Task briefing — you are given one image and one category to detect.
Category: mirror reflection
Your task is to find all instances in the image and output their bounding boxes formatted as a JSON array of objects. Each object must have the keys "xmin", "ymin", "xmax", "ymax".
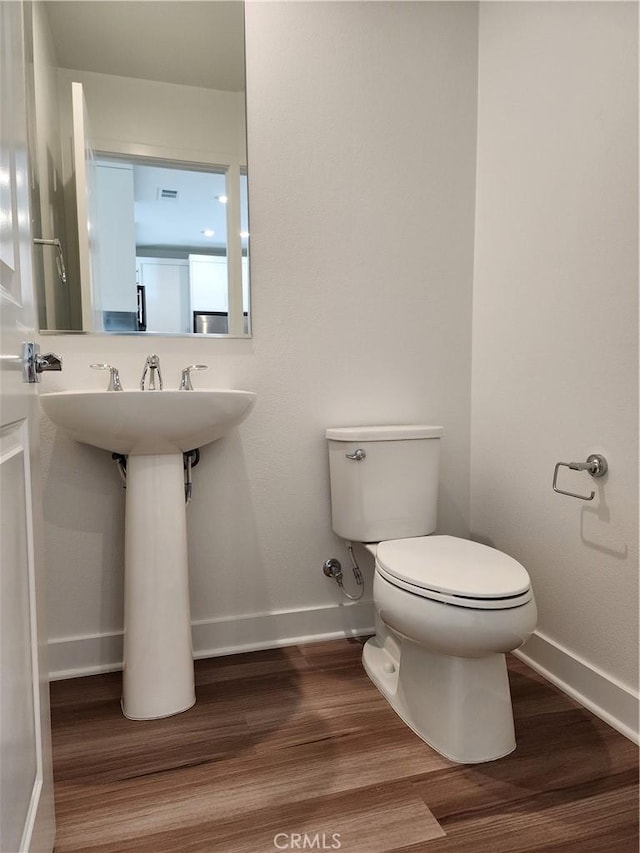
[{"xmin": 28, "ymin": 1, "xmax": 250, "ymax": 337}]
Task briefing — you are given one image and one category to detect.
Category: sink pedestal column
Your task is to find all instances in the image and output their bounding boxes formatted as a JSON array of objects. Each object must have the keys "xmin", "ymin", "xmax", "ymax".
[{"xmin": 122, "ymin": 452, "xmax": 195, "ymax": 719}]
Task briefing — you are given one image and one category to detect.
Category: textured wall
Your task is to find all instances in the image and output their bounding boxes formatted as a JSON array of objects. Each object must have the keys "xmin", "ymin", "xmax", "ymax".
[
  {"xmin": 471, "ymin": 2, "xmax": 639, "ymax": 694},
  {"xmin": 39, "ymin": 1, "xmax": 479, "ymax": 668}
]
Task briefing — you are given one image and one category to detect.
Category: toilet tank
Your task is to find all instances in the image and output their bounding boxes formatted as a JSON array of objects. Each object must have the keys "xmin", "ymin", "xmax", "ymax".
[{"xmin": 326, "ymin": 425, "xmax": 444, "ymax": 542}]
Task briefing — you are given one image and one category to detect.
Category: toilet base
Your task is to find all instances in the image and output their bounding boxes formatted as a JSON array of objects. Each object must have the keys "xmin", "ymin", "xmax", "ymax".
[{"xmin": 363, "ymin": 635, "xmax": 516, "ymax": 763}]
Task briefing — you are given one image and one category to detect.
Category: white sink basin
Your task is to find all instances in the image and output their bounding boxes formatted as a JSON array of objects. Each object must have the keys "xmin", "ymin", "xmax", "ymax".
[{"xmin": 39, "ymin": 389, "xmax": 256, "ymax": 455}]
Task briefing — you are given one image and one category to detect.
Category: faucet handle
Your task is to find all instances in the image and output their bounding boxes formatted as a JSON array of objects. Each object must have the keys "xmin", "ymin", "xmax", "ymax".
[
  {"xmin": 179, "ymin": 364, "xmax": 208, "ymax": 390},
  {"xmin": 91, "ymin": 363, "xmax": 123, "ymax": 391}
]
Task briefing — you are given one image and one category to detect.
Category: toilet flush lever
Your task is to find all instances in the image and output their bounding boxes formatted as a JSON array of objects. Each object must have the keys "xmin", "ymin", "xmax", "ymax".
[{"xmin": 345, "ymin": 448, "xmax": 366, "ymax": 461}]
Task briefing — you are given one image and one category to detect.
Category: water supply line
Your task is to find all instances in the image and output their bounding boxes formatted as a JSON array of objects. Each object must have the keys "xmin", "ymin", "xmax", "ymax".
[
  {"xmin": 112, "ymin": 453, "xmax": 127, "ymax": 487},
  {"xmin": 183, "ymin": 449, "xmax": 200, "ymax": 505},
  {"xmin": 112, "ymin": 449, "xmax": 200, "ymax": 505},
  {"xmin": 322, "ymin": 542, "xmax": 365, "ymax": 601}
]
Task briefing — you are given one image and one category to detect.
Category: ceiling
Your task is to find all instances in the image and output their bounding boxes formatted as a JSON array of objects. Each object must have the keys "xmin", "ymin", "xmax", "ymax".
[
  {"xmin": 97, "ymin": 159, "xmax": 249, "ymax": 253},
  {"xmin": 134, "ymin": 162, "xmax": 249, "ymax": 252},
  {"xmin": 44, "ymin": 1, "xmax": 245, "ymax": 91}
]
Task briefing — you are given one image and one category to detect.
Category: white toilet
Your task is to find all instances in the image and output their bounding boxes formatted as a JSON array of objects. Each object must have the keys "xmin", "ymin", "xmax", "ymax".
[{"xmin": 326, "ymin": 425, "xmax": 537, "ymax": 763}]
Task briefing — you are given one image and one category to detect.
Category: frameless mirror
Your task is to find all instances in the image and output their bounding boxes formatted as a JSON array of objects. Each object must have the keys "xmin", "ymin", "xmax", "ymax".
[{"xmin": 27, "ymin": 0, "xmax": 250, "ymax": 337}]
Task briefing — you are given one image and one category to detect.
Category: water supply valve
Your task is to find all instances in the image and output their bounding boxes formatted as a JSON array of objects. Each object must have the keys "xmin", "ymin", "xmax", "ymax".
[{"xmin": 323, "ymin": 558, "xmax": 343, "ymax": 583}]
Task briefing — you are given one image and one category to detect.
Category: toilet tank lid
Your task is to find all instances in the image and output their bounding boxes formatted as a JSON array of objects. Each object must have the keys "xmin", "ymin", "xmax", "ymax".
[{"xmin": 325, "ymin": 425, "xmax": 444, "ymax": 441}]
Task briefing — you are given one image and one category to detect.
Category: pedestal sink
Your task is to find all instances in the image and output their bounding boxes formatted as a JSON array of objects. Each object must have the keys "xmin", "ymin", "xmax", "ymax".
[{"xmin": 40, "ymin": 389, "xmax": 256, "ymax": 720}]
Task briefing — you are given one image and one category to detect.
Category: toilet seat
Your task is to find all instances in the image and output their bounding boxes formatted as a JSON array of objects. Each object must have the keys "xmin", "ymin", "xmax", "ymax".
[{"xmin": 375, "ymin": 535, "xmax": 533, "ymax": 610}]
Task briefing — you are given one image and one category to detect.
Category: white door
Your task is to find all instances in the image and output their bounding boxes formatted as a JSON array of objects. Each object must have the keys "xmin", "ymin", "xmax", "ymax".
[
  {"xmin": 0, "ymin": 3, "xmax": 55, "ymax": 851},
  {"xmin": 94, "ymin": 161, "xmax": 137, "ymax": 316}
]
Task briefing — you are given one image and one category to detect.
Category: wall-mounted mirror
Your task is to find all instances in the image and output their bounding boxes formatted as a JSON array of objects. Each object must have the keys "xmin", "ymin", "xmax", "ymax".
[{"xmin": 26, "ymin": 0, "xmax": 250, "ymax": 337}]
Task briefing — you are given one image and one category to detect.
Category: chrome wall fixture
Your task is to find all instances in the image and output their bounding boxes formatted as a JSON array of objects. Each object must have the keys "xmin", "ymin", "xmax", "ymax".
[
  {"xmin": 23, "ymin": 342, "xmax": 62, "ymax": 383},
  {"xmin": 553, "ymin": 454, "xmax": 608, "ymax": 501},
  {"xmin": 33, "ymin": 237, "xmax": 67, "ymax": 285},
  {"xmin": 322, "ymin": 543, "xmax": 365, "ymax": 601}
]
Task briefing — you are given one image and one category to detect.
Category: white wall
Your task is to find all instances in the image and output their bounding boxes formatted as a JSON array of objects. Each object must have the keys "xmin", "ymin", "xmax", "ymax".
[
  {"xmin": 55, "ymin": 67, "xmax": 247, "ymax": 167},
  {"xmin": 471, "ymin": 2, "xmax": 638, "ymax": 738},
  {"xmin": 39, "ymin": 1, "xmax": 479, "ymax": 677}
]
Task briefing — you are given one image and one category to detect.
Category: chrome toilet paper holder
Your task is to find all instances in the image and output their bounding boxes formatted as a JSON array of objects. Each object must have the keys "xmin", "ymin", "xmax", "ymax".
[{"xmin": 552, "ymin": 454, "xmax": 608, "ymax": 501}]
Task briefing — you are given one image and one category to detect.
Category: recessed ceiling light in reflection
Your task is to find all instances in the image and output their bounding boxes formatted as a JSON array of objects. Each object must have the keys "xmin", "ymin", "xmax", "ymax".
[
  {"xmin": 201, "ymin": 229, "xmax": 215, "ymax": 238},
  {"xmin": 216, "ymin": 195, "xmax": 228, "ymax": 204},
  {"xmin": 240, "ymin": 231, "xmax": 249, "ymax": 239}
]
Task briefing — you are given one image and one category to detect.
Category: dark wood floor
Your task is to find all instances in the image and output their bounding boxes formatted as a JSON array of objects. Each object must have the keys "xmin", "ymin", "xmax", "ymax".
[{"xmin": 50, "ymin": 639, "xmax": 639, "ymax": 853}]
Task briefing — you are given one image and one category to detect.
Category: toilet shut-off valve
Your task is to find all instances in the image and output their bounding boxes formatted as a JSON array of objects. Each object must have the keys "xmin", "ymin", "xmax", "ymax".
[
  {"xmin": 322, "ymin": 544, "xmax": 365, "ymax": 601},
  {"xmin": 323, "ymin": 558, "xmax": 344, "ymax": 583}
]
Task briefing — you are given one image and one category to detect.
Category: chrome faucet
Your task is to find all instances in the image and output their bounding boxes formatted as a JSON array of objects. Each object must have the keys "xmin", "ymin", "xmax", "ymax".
[
  {"xmin": 179, "ymin": 364, "xmax": 208, "ymax": 390},
  {"xmin": 91, "ymin": 363, "xmax": 123, "ymax": 391},
  {"xmin": 140, "ymin": 354, "xmax": 163, "ymax": 390}
]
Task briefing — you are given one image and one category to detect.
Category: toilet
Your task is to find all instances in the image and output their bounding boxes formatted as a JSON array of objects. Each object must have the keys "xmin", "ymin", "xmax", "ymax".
[{"xmin": 326, "ymin": 425, "xmax": 537, "ymax": 763}]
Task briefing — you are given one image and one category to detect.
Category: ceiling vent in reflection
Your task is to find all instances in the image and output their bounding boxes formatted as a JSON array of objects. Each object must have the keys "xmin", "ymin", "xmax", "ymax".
[{"xmin": 157, "ymin": 188, "xmax": 179, "ymax": 201}]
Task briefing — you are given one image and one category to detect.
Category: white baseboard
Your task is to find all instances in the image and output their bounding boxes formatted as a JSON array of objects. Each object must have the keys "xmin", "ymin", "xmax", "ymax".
[
  {"xmin": 48, "ymin": 630, "xmax": 124, "ymax": 680},
  {"xmin": 48, "ymin": 601, "xmax": 376, "ymax": 681},
  {"xmin": 49, "ymin": 611, "xmax": 638, "ymax": 747},
  {"xmin": 514, "ymin": 630, "xmax": 639, "ymax": 745}
]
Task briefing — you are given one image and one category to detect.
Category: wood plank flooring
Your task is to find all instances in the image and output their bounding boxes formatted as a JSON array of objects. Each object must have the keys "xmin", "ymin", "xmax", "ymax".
[{"xmin": 50, "ymin": 639, "xmax": 639, "ymax": 853}]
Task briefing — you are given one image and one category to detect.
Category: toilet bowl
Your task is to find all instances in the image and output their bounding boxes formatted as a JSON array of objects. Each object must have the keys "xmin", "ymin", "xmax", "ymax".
[
  {"xmin": 364, "ymin": 536, "xmax": 537, "ymax": 762},
  {"xmin": 326, "ymin": 425, "xmax": 537, "ymax": 763}
]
